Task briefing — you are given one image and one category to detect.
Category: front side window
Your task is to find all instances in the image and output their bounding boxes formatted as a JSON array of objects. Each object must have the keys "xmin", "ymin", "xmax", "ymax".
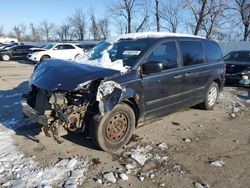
[
  {"xmin": 146, "ymin": 42, "xmax": 178, "ymax": 70},
  {"xmin": 180, "ymin": 41, "xmax": 204, "ymax": 66}
]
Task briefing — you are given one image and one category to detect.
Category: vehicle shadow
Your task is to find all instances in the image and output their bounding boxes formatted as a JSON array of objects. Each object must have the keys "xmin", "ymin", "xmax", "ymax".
[
  {"xmin": 0, "ymin": 81, "xmax": 98, "ymax": 150},
  {"xmin": 16, "ymin": 60, "xmax": 35, "ymax": 65},
  {"xmin": 236, "ymin": 87, "xmax": 250, "ymax": 100}
]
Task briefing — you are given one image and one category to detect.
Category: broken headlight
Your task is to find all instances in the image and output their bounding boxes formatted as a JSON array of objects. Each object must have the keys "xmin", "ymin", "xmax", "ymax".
[
  {"xmin": 74, "ymin": 80, "xmax": 92, "ymax": 91},
  {"xmin": 96, "ymin": 81, "xmax": 122, "ymax": 101}
]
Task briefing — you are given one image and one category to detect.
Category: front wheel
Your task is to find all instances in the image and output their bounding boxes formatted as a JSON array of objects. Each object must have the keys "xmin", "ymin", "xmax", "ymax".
[
  {"xmin": 90, "ymin": 103, "xmax": 135, "ymax": 152},
  {"xmin": 2, "ymin": 54, "xmax": 11, "ymax": 61},
  {"xmin": 200, "ymin": 82, "xmax": 219, "ymax": 110},
  {"xmin": 40, "ymin": 55, "xmax": 50, "ymax": 62}
]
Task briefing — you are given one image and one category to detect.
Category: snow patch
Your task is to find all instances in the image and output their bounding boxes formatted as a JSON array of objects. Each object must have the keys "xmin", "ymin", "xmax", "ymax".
[
  {"xmin": 106, "ymin": 32, "xmax": 204, "ymax": 44},
  {"xmin": 0, "ymin": 126, "xmax": 89, "ymax": 187},
  {"xmin": 76, "ymin": 48, "xmax": 128, "ymax": 73}
]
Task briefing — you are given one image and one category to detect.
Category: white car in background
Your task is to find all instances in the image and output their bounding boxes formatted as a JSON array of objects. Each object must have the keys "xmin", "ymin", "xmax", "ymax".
[{"xmin": 28, "ymin": 43, "xmax": 84, "ymax": 62}]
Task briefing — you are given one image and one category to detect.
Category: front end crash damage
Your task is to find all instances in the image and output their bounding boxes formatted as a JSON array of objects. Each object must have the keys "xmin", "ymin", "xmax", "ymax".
[
  {"xmin": 23, "ymin": 80, "xmax": 125, "ymax": 143},
  {"xmin": 96, "ymin": 81, "xmax": 125, "ymax": 115}
]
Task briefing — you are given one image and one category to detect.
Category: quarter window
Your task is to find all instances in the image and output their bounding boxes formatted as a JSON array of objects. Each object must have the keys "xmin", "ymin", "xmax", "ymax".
[
  {"xmin": 179, "ymin": 41, "xmax": 204, "ymax": 66},
  {"xmin": 204, "ymin": 41, "xmax": 223, "ymax": 63},
  {"xmin": 147, "ymin": 42, "xmax": 178, "ymax": 70}
]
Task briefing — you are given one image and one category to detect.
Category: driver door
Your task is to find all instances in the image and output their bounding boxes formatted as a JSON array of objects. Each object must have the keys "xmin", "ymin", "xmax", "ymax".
[{"xmin": 141, "ymin": 41, "xmax": 187, "ymax": 119}]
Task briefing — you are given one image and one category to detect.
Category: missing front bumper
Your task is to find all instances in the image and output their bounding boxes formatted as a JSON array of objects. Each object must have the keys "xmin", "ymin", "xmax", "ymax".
[{"xmin": 21, "ymin": 99, "xmax": 48, "ymax": 125}]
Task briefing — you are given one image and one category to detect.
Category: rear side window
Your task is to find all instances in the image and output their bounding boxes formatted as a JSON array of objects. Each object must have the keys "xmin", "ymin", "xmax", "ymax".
[
  {"xmin": 204, "ymin": 41, "xmax": 223, "ymax": 63},
  {"xmin": 62, "ymin": 44, "xmax": 75, "ymax": 49},
  {"xmin": 147, "ymin": 42, "xmax": 178, "ymax": 70},
  {"xmin": 56, "ymin": 44, "xmax": 75, "ymax": 50},
  {"xmin": 179, "ymin": 41, "xmax": 204, "ymax": 66}
]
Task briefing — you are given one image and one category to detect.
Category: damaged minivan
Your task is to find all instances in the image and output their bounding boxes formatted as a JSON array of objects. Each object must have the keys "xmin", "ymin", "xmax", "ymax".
[{"xmin": 22, "ymin": 32, "xmax": 225, "ymax": 152}]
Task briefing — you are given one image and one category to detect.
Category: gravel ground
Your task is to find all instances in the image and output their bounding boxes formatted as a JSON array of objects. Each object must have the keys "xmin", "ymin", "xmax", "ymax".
[{"xmin": 0, "ymin": 60, "xmax": 250, "ymax": 188}]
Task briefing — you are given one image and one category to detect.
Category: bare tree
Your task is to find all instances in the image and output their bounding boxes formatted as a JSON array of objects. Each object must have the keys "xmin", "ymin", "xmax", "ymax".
[
  {"xmin": 109, "ymin": 0, "xmax": 150, "ymax": 33},
  {"xmin": 0, "ymin": 25, "xmax": 4, "ymax": 36},
  {"xmin": 155, "ymin": 0, "xmax": 160, "ymax": 32},
  {"xmin": 30, "ymin": 23, "xmax": 40, "ymax": 41},
  {"xmin": 69, "ymin": 8, "xmax": 86, "ymax": 40},
  {"xmin": 160, "ymin": 2, "xmax": 182, "ymax": 33},
  {"xmin": 234, "ymin": 0, "xmax": 250, "ymax": 41},
  {"xmin": 39, "ymin": 20, "xmax": 54, "ymax": 41},
  {"xmin": 201, "ymin": 0, "xmax": 228, "ymax": 38},
  {"xmin": 185, "ymin": 0, "xmax": 225, "ymax": 35},
  {"xmin": 12, "ymin": 24, "xmax": 26, "ymax": 40},
  {"xmin": 134, "ymin": 0, "xmax": 151, "ymax": 32},
  {"xmin": 98, "ymin": 18, "xmax": 110, "ymax": 39},
  {"xmin": 55, "ymin": 22, "xmax": 71, "ymax": 41},
  {"xmin": 89, "ymin": 11, "xmax": 100, "ymax": 40}
]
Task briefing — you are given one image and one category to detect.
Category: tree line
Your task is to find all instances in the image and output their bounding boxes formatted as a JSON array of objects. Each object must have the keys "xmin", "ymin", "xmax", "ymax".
[{"xmin": 0, "ymin": 0, "xmax": 250, "ymax": 42}]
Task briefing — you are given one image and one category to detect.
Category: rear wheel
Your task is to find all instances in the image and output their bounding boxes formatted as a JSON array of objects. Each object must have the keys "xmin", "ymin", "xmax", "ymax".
[
  {"xmin": 2, "ymin": 54, "xmax": 10, "ymax": 61},
  {"xmin": 200, "ymin": 82, "xmax": 219, "ymax": 110},
  {"xmin": 90, "ymin": 103, "xmax": 135, "ymax": 152},
  {"xmin": 40, "ymin": 55, "xmax": 50, "ymax": 62},
  {"xmin": 74, "ymin": 54, "xmax": 82, "ymax": 60}
]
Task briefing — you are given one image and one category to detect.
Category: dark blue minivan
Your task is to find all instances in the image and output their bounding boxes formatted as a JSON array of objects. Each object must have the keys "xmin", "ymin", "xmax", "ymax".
[{"xmin": 22, "ymin": 32, "xmax": 225, "ymax": 152}]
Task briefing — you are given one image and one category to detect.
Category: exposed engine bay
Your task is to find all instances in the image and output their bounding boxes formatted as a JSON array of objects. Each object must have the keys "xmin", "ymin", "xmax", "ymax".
[{"xmin": 25, "ymin": 80, "xmax": 123, "ymax": 143}]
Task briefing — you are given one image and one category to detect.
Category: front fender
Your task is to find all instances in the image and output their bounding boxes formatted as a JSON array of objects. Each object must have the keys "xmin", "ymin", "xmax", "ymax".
[{"xmin": 98, "ymin": 86, "xmax": 140, "ymax": 116}]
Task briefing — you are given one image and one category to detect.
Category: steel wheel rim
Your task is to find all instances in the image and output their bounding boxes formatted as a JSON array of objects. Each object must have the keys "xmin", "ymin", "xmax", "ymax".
[
  {"xmin": 208, "ymin": 87, "xmax": 217, "ymax": 106},
  {"xmin": 106, "ymin": 112, "xmax": 128, "ymax": 142},
  {"xmin": 3, "ymin": 55, "xmax": 10, "ymax": 61}
]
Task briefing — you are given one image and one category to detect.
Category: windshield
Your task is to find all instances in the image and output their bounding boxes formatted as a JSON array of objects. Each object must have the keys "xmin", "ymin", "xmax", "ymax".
[
  {"xmin": 225, "ymin": 51, "xmax": 250, "ymax": 62},
  {"xmin": 88, "ymin": 42, "xmax": 111, "ymax": 60},
  {"xmin": 3, "ymin": 44, "xmax": 15, "ymax": 49},
  {"xmin": 88, "ymin": 39, "xmax": 149, "ymax": 67},
  {"xmin": 43, "ymin": 44, "xmax": 54, "ymax": 50}
]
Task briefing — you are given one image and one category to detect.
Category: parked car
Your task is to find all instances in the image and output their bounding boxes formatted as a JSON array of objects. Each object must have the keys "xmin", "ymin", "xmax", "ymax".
[
  {"xmin": 0, "ymin": 45, "xmax": 35, "ymax": 61},
  {"xmin": 21, "ymin": 32, "xmax": 225, "ymax": 152},
  {"xmin": 28, "ymin": 43, "xmax": 84, "ymax": 62},
  {"xmin": 0, "ymin": 42, "xmax": 23, "ymax": 50},
  {"xmin": 27, "ymin": 45, "xmax": 49, "ymax": 60},
  {"xmin": 225, "ymin": 50, "xmax": 250, "ymax": 85}
]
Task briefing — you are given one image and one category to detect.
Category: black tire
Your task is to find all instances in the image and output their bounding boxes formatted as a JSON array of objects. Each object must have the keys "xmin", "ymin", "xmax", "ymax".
[
  {"xmin": 74, "ymin": 54, "xmax": 81, "ymax": 60},
  {"xmin": 1, "ymin": 54, "xmax": 11, "ymax": 61},
  {"xmin": 40, "ymin": 55, "xmax": 50, "ymax": 62},
  {"xmin": 200, "ymin": 82, "xmax": 219, "ymax": 110},
  {"xmin": 90, "ymin": 103, "xmax": 135, "ymax": 152}
]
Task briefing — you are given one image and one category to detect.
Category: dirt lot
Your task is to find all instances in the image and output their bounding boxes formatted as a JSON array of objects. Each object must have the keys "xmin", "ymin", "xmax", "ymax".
[{"xmin": 0, "ymin": 60, "xmax": 250, "ymax": 188}]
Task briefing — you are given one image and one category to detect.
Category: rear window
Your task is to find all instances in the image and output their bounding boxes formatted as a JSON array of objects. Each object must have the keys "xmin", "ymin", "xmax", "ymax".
[
  {"xmin": 179, "ymin": 41, "xmax": 204, "ymax": 66},
  {"xmin": 204, "ymin": 41, "xmax": 223, "ymax": 63}
]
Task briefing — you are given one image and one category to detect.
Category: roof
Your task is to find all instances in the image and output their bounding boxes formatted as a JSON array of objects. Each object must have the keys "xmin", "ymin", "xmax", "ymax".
[{"xmin": 106, "ymin": 32, "xmax": 204, "ymax": 43}]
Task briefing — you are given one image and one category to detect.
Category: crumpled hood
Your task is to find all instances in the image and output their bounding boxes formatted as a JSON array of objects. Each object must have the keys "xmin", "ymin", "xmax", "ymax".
[{"xmin": 31, "ymin": 59, "xmax": 120, "ymax": 91}]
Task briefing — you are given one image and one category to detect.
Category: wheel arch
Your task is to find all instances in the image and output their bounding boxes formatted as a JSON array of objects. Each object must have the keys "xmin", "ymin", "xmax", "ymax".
[
  {"xmin": 122, "ymin": 97, "xmax": 140, "ymax": 127},
  {"xmin": 40, "ymin": 54, "xmax": 51, "ymax": 61},
  {"xmin": 213, "ymin": 78, "xmax": 222, "ymax": 90}
]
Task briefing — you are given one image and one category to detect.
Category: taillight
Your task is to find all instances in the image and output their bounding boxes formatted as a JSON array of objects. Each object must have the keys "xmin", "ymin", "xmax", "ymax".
[{"xmin": 223, "ymin": 63, "xmax": 226, "ymax": 74}]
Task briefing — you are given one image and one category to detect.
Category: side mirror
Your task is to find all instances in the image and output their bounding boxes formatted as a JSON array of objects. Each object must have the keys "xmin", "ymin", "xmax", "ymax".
[{"xmin": 142, "ymin": 61, "xmax": 163, "ymax": 74}]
